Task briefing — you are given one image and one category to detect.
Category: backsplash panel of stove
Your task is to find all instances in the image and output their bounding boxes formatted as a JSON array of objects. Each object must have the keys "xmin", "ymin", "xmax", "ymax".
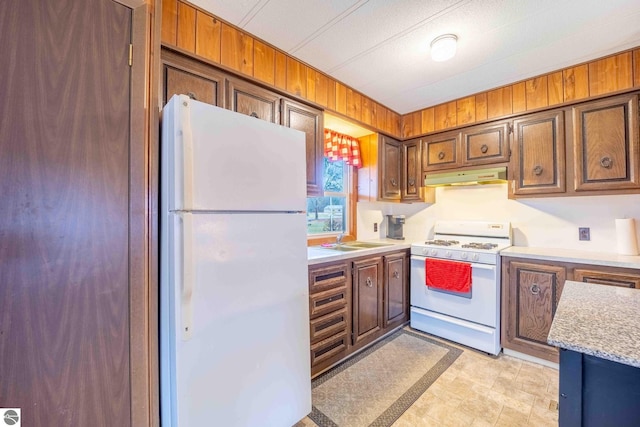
[{"xmin": 357, "ymin": 183, "xmax": 640, "ymax": 254}]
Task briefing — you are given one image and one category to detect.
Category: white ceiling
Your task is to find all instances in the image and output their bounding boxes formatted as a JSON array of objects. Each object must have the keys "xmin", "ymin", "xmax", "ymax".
[{"xmin": 189, "ymin": 0, "xmax": 640, "ymax": 114}]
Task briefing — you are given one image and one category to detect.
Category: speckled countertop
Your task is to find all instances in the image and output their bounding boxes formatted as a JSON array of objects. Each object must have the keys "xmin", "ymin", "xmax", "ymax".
[
  {"xmin": 500, "ymin": 246, "xmax": 640, "ymax": 269},
  {"xmin": 548, "ymin": 280, "xmax": 640, "ymax": 368},
  {"xmin": 307, "ymin": 239, "xmax": 411, "ymax": 265}
]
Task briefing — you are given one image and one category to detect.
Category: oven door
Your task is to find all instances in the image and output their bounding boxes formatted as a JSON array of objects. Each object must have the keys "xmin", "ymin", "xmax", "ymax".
[{"xmin": 410, "ymin": 255, "xmax": 498, "ymax": 327}]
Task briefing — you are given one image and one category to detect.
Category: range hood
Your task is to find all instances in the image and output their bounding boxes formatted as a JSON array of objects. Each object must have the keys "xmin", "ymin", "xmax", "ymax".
[{"xmin": 424, "ymin": 167, "xmax": 507, "ymax": 187}]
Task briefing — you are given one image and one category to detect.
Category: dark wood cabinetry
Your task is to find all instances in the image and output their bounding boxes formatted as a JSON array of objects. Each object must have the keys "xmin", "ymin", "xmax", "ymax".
[
  {"xmin": 402, "ymin": 138, "xmax": 422, "ymax": 201},
  {"xmin": 502, "ymin": 256, "xmax": 640, "ymax": 363},
  {"xmin": 383, "ymin": 252, "xmax": 408, "ymax": 328},
  {"xmin": 352, "ymin": 257, "xmax": 384, "ymax": 346},
  {"xmin": 511, "ymin": 110, "xmax": 566, "ymax": 195},
  {"xmin": 461, "ymin": 121, "xmax": 510, "ymax": 166},
  {"xmin": 226, "ymin": 76, "xmax": 280, "ymax": 123},
  {"xmin": 282, "ymin": 99, "xmax": 324, "ymax": 197},
  {"xmin": 572, "ymin": 93, "xmax": 640, "ymax": 192},
  {"xmin": 162, "ymin": 49, "xmax": 225, "ymax": 106},
  {"xmin": 423, "ymin": 130, "xmax": 460, "ymax": 171},
  {"xmin": 379, "ymin": 135, "xmax": 402, "ymax": 201}
]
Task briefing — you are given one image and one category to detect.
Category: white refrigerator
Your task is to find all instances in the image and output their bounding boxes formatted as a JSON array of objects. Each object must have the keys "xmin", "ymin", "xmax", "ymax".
[{"xmin": 160, "ymin": 94, "xmax": 312, "ymax": 426}]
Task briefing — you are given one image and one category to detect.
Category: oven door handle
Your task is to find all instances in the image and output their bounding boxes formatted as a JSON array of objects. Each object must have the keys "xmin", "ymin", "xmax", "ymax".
[{"xmin": 470, "ymin": 263, "xmax": 496, "ymax": 271}]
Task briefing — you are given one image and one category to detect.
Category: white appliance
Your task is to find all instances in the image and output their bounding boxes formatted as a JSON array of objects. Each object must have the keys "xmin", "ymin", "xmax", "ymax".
[
  {"xmin": 410, "ymin": 220, "xmax": 512, "ymax": 355},
  {"xmin": 160, "ymin": 94, "xmax": 311, "ymax": 426}
]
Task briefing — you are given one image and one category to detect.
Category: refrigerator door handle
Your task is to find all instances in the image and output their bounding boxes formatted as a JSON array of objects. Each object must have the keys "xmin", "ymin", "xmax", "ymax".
[
  {"xmin": 176, "ymin": 213, "xmax": 194, "ymax": 340},
  {"xmin": 178, "ymin": 97, "xmax": 195, "ymax": 209}
]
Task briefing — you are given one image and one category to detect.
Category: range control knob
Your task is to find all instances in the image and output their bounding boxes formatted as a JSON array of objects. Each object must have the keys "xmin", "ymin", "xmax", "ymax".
[
  {"xmin": 472, "ymin": 253, "xmax": 479, "ymax": 261},
  {"xmin": 445, "ymin": 251, "xmax": 452, "ymax": 258},
  {"xmin": 460, "ymin": 252, "xmax": 468, "ymax": 259},
  {"xmin": 422, "ymin": 248, "xmax": 429, "ymax": 255},
  {"xmin": 429, "ymin": 249, "xmax": 437, "ymax": 256}
]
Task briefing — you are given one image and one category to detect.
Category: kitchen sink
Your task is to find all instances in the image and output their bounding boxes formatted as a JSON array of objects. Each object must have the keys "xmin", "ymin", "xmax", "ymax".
[
  {"xmin": 343, "ymin": 241, "xmax": 394, "ymax": 248},
  {"xmin": 316, "ymin": 244, "xmax": 362, "ymax": 251}
]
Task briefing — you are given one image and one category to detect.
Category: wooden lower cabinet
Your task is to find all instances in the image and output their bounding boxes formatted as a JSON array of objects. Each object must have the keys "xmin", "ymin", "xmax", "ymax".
[
  {"xmin": 309, "ymin": 249, "xmax": 409, "ymax": 377},
  {"xmin": 502, "ymin": 256, "xmax": 640, "ymax": 363}
]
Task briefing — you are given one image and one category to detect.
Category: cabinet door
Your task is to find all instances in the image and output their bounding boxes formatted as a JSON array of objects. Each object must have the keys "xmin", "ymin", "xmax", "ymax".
[
  {"xmin": 461, "ymin": 121, "xmax": 510, "ymax": 166},
  {"xmin": 573, "ymin": 269, "xmax": 640, "ymax": 289},
  {"xmin": 282, "ymin": 99, "xmax": 324, "ymax": 197},
  {"xmin": 572, "ymin": 94, "xmax": 640, "ymax": 191},
  {"xmin": 162, "ymin": 49, "xmax": 225, "ymax": 106},
  {"xmin": 503, "ymin": 260, "xmax": 566, "ymax": 362},
  {"xmin": 422, "ymin": 130, "xmax": 460, "ymax": 171},
  {"xmin": 512, "ymin": 110, "xmax": 566, "ymax": 195},
  {"xmin": 379, "ymin": 135, "xmax": 402, "ymax": 201},
  {"xmin": 352, "ymin": 257, "xmax": 383, "ymax": 346},
  {"xmin": 402, "ymin": 139, "xmax": 421, "ymax": 201},
  {"xmin": 383, "ymin": 252, "xmax": 408, "ymax": 328},
  {"xmin": 226, "ymin": 77, "xmax": 280, "ymax": 123}
]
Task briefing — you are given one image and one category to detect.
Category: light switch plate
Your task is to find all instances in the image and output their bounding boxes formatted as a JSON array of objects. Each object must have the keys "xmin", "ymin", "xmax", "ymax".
[{"xmin": 579, "ymin": 227, "xmax": 590, "ymax": 241}]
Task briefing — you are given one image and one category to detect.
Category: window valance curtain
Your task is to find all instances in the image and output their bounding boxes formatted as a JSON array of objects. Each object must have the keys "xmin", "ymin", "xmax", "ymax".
[{"xmin": 324, "ymin": 129, "xmax": 362, "ymax": 168}]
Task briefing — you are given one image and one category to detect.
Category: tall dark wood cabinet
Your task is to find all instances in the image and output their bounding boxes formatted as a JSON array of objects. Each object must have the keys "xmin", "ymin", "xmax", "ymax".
[
  {"xmin": 0, "ymin": 0, "xmax": 151, "ymax": 425},
  {"xmin": 352, "ymin": 257, "xmax": 384, "ymax": 347},
  {"xmin": 402, "ymin": 138, "xmax": 422, "ymax": 201},
  {"xmin": 379, "ymin": 135, "xmax": 402, "ymax": 201},
  {"xmin": 383, "ymin": 252, "xmax": 408, "ymax": 328}
]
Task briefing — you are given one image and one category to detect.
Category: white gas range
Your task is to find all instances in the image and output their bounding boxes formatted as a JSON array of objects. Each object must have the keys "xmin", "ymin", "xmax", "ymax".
[{"xmin": 410, "ymin": 220, "xmax": 512, "ymax": 355}]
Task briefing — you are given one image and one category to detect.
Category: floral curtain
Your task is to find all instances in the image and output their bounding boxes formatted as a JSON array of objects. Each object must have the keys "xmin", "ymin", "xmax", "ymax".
[{"xmin": 324, "ymin": 129, "xmax": 362, "ymax": 168}]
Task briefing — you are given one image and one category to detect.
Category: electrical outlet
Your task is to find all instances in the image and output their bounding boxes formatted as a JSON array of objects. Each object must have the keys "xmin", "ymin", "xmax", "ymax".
[
  {"xmin": 579, "ymin": 227, "xmax": 590, "ymax": 241},
  {"xmin": 374, "ymin": 222, "xmax": 378, "ymax": 232}
]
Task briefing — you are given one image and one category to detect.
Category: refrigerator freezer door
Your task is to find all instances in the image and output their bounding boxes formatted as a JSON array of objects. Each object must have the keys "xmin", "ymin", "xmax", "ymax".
[
  {"xmin": 161, "ymin": 211, "xmax": 311, "ymax": 427},
  {"xmin": 163, "ymin": 94, "xmax": 307, "ymax": 212}
]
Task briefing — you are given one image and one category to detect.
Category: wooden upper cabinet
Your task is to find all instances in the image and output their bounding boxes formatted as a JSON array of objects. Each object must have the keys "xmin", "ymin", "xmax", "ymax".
[
  {"xmin": 379, "ymin": 135, "xmax": 402, "ymax": 201},
  {"xmin": 401, "ymin": 138, "xmax": 421, "ymax": 201},
  {"xmin": 461, "ymin": 121, "xmax": 510, "ymax": 166},
  {"xmin": 573, "ymin": 269, "xmax": 640, "ymax": 289},
  {"xmin": 422, "ymin": 130, "xmax": 460, "ymax": 171},
  {"xmin": 226, "ymin": 76, "xmax": 280, "ymax": 123},
  {"xmin": 512, "ymin": 110, "xmax": 566, "ymax": 196},
  {"xmin": 281, "ymin": 99, "xmax": 324, "ymax": 197},
  {"xmin": 162, "ymin": 49, "xmax": 225, "ymax": 106},
  {"xmin": 352, "ymin": 257, "xmax": 383, "ymax": 347},
  {"xmin": 572, "ymin": 93, "xmax": 640, "ymax": 191},
  {"xmin": 503, "ymin": 260, "xmax": 567, "ymax": 363}
]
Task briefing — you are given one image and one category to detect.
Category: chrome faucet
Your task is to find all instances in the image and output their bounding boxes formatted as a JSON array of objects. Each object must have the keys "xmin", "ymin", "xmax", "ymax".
[{"xmin": 336, "ymin": 233, "xmax": 345, "ymax": 245}]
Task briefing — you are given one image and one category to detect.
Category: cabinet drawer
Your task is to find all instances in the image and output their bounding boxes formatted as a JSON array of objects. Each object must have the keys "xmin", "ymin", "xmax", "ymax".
[
  {"xmin": 310, "ymin": 307, "xmax": 348, "ymax": 344},
  {"xmin": 310, "ymin": 330, "xmax": 348, "ymax": 367},
  {"xmin": 309, "ymin": 285, "xmax": 348, "ymax": 318},
  {"xmin": 574, "ymin": 269, "xmax": 640, "ymax": 289},
  {"xmin": 309, "ymin": 263, "xmax": 349, "ymax": 293}
]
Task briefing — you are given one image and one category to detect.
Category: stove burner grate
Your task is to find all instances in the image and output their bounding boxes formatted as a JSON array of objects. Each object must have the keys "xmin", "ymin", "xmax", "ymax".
[
  {"xmin": 424, "ymin": 239, "xmax": 460, "ymax": 246},
  {"xmin": 461, "ymin": 242, "xmax": 499, "ymax": 250}
]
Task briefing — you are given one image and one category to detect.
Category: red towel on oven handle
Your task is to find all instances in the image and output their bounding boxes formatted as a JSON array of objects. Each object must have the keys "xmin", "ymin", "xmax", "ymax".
[{"xmin": 425, "ymin": 258, "xmax": 472, "ymax": 293}]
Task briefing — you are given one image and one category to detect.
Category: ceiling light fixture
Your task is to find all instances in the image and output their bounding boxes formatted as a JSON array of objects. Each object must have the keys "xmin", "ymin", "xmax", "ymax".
[{"xmin": 430, "ymin": 34, "xmax": 457, "ymax": 62}]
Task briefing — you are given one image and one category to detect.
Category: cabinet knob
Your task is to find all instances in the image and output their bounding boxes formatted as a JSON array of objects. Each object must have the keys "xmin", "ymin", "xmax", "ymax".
[
  {"xmin": 390, "ymin": 178, "xmax": 398, "ymax": 187},
  {"xmin": 531, "ymin": 284, "xmax": 540, "ymax": 295},
  {"xmin": 600, "ymin": 156, "xmax": 612, "ymax": 169},
  {"xmin": 533, "ymin": 165, "xmax": 543, "ymax": 176},
  {"xmin": 480, "ymin": 144, "xmax": 488, "ymax": 154},
  {"xmin": 438, "ymin": 151, "xmax": 445, "ymax": 160},
  {"xmin": 393, "ymin": 271, "xmax": 400, "ymax": 279},
  {"xmin": 408, "ymin": 178, "xmax": 415, "ymax": 187},
  {"xmin": 187, "ymin": 92, "xmax": 197, "ymax": 100},
  {"xmin": 366, "ymin": 277, "xmax": 373, "ymax": 287},
  {"xmin": 250, "ymin": 112, "xmax": 259, "ymax": 118}
]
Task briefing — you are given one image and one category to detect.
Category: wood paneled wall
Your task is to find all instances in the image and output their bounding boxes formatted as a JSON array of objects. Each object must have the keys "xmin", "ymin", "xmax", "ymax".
[
  {"xmin": 403, "ymin": 50, "xmax": 640, "ymax": 138},
  {"xmin": 160, "ymin": 0, "xmax": 401, "ymax": 137}
]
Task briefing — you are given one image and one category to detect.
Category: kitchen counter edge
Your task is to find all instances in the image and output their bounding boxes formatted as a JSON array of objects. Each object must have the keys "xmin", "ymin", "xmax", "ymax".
[
  {"xmin": 500, "ymin": 246, "xmax": 640, "ymax": 269},
  {"xmin": 308, "ymin": 240, "xmax": 411, "ymax": 265}
]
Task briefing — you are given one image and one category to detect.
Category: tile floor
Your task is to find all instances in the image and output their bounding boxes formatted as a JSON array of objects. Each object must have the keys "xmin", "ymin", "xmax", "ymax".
[{"xmin": 297, "ymin": 329, "xmax": 559, "ymax": 427}]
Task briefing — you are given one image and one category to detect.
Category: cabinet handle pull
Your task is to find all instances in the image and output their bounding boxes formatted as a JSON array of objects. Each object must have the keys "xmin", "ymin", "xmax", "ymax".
[
  {"xmin": 480, "ymin": 144, "xmax": 488, "ymax": 154},
  {"xmin": 600, "ymin": 156, "xmax": 612, "ymax": 169},
  {"xmin": 533, "ymin": 165, "xmax": 543, "ymax": 176},
  {"xmin": 393, "ymin": 271, "xmax": 400, "ymax": 279},
  {"xmin": 438, "ymin": 151, "xmax": 445, "ymax": 160},
  {"xmin": 187, "ymin": 92, "xmax": 197, "ymax": 100},
  {"xmin": 531, "ymin": 284, "xmax": 540, "ymax": 295},
  {"xmin": 408, "ymin": 178, "xmax": 415, "ymax": 187},
  {"xmin": 366, "ymin": 277, "xmax": 373, "ymax": 287},
  {"xmin": 390, "ymin": 178, "xmax": 398, "ymax": 187},
  {"xmin": 250, "ymin": 112, "xmax": 259, "ymax": 118}
]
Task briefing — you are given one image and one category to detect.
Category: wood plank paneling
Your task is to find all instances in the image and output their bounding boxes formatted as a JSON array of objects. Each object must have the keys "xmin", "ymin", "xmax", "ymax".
[
  {"xmin": 274, "ymin": 51, "xmax": 286, "ymax": 90},
  {"xmin": 512, "ymin": 82, "xmax": 526, "ymax": 113},
  {"xmin": 635, "ymin": 49, "xmax": 640, "ymax": 87},
  {"xmin": 487, "ymin": 87, "xmax": 512, "ymax": 119},
  {"xmin": 548, "ymin": 72, "xmax": 563, "ymax": 106},
  {"xmin": 361, "ymin": 96, "xmax": 373, "ymax": 126},
  {"xmin": 253, "ymin": 40, "xmax": 275, "ymax": 85},
  {"xmin": 346, "ymin": 88, "xmax": 361, "ymax": 122},
  {"xmin": 177, "ymin": 2, "xmax": 196, "ymax": 53},
  {"xmin": 403, "ymin": 112, "xmax": 420, "ymax": 138},
  {"xmin": 388, "ymin": 111, "xmax": 401, "ymax": 137},
  {"xmin": 161, "ymin": 0, "xmax": 178, "ymax": 45},
  {"xmin": 335, "ymin": 82, "xmax": 347, "ymax": 115},
  {"xmin": 376, "ymin": 104, "xmax": 387, "ymax": 131},
  {"xmin": 421, "ymin": 108, "xmax": 435, "ymax": 134},
  {"xmin": 306, "ymin": 68, "xmax": 316, "ymax": 102},
  {"xmin": 589, "ymin": 52, "xmax": 633, "ymax": 96},
  {"xmin": 326, "ymin": 77, "xmax": 336, "ymax": 111},
  {"xmin": 434, "ymin": 101, "xmax": 456, "ymax": 131},
  {"xmin": 221, "ymin": 23, "xmax": 253, "ymax": 76},
  {"xmin": 456, "ymin": 96, "xmax": 475, "ymax": 126},
  {"xmin": 475, "ymin": 93, "xmax": 488, "ymax": 122},
  {"xmin": 195, "ymin": 11, "xmax": 220, "ymax": 63},
  {"xmin": 563, "ymin": 64, "xmax": 589, "ymax": 102},
  {"xmin": 526, "ymin": 77, "xmax": 548, "ymax": 110},
  {"xmin": 286, "ymin": 57, "xmax": 306, "ymax": 97},
  {"xmin": 314, "ymin": 72, "xmax": 329, "ymax": 108}
]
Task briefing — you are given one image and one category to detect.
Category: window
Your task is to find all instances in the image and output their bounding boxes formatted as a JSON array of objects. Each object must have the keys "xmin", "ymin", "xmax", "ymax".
[{"xmin": 307, "ymin": 158, "xmax": 349, "ymax": 235}]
